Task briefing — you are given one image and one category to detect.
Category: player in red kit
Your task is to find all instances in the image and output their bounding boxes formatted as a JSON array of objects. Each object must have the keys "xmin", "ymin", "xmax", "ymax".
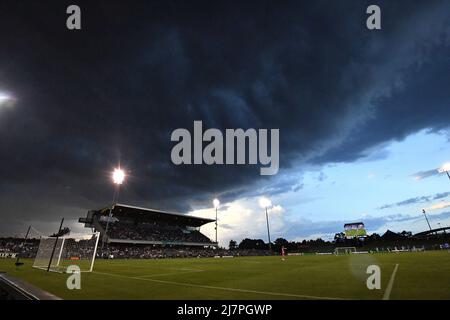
[{"xmin": 281, "ymin": 246, "xmax": 286, "ymax": 261}]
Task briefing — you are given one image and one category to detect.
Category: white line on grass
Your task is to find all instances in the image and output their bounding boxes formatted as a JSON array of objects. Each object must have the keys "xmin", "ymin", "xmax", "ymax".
[
  {"xmin": 93, "ymin": 271, "xmax": 348, "ymax": 300},
  {"xmin": 169, "ymin": 267, "xmax": 204, "ymax": 271},
  {"xmin": 382, "ymin": 263, "xmax": 399, "ymax": 300},
  {"xmin": 137, "ymin": 269, "xmax": 204, "ymax": 278}
]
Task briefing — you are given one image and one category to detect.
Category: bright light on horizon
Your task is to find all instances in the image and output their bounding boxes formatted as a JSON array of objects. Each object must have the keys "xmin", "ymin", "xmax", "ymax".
[
  {"xmin": 438, "ymin": 163, "xmax": 450, "ymax": 173},
  {"xmin": 112, "ymin": 168, "xmax": 125, "ymax": 184},
  {"xmin": 213, "ymin": 198, "xmax": 220, "ymax": 209},
  {"xmin": 259, "ymin": 197, "xmax": 272, "ymax": 209},
  {"xmin": 0, "ymin": 93, "xmax": 13, "ymax": 106}
]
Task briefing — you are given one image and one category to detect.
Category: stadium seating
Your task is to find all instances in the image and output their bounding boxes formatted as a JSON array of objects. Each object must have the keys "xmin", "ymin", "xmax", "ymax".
[
  {"xmin": 0, "ymin": 238, "xmax": 39, "ymax": 258},
  {"xmin": 99, "ymin": 245, "xmax": 272, "ymax": 259},
  {"xmin": 100, "ymin": 219, "xmax": 213, "ymax": 244}
]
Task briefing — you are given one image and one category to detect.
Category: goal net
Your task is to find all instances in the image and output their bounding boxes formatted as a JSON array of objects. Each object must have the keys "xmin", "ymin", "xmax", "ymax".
[
  {"xmin": 334, "ymin": 247, "xmax": 357, "ymax": 255},
  {"xmin": 33, "ymin": 233, "xmax": 100, "ymax": 273}
]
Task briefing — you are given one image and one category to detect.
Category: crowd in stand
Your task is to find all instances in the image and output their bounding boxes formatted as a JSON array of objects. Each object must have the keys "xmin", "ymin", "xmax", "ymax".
[
  {"xmin": 0, "ymin": 239, "xmax": 272, "ymax": 260},
  {"xmin": 99, "ymin": 245, "xmax": 272, "ymax": 259},
  {"xmin": 0, "ymin": 238, "xmax": 97, "ymax": 260},
  {"xmin": 0, "ymin": 238, "xmax": 39, "ymax": 258},
  {"xmin": 102, "ymin": 220, "xmax": 212, "ymax": 243},
  {"xmin": 1, "ymin": 226, "xmax": 449, "ymax": 261},
  {"xmin": 0, "ymin": 237, "xmax": 272, "ymax": 260}
]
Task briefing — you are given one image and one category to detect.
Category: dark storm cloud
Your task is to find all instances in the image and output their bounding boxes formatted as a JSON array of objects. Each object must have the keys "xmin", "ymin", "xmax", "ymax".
[{"xmin": 0, "ymin": 0, "xmax": 449, "ymax": 235}]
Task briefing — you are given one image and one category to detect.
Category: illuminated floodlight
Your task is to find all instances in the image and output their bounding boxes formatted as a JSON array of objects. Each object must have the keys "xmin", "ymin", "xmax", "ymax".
[
  {"xmin": 259, "ymin": 197, "xmax": 272, "ymax": 209},
  {"xmin": 438, "ymin": 163, "xmax": 450, "ymax": 181},
  {"xmin": 213, "ymin": 198, "xmax": 220, "ymax": 209},
  {"xmin": 112, "ymin": 168, "xmax": 125, "ymax": 185},
  {"xmin": 438, "ymin": 163, "xmax": 450, "ymax": 173},
  {"xmin": 0, "ymin": 93, "xmax": 13, "ymax": 106}
]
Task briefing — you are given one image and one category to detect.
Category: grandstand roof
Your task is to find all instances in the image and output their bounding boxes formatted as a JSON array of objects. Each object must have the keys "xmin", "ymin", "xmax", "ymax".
[
  {"xmin": 414, "ymin": 226, "xmax": 450, "ymax": 237},
  {"xmin": 97, "ymin": 203, "xmax": 215, "ymax": 227}
]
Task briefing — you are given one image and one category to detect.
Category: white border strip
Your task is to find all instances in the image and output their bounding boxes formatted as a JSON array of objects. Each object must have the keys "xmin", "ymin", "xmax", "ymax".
[{"xmin": 382, "ymin": 263, "xmax": 399, "ymax": 300}]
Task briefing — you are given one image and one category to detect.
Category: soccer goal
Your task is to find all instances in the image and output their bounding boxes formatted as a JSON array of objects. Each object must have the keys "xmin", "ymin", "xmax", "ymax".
[
  {"xmin": 33, "ymin": 232, "xmax": 100, "ymax": 273},
  {"xmin": 334, "ymin": 247, "xmax": 357, "ymax": 255}
]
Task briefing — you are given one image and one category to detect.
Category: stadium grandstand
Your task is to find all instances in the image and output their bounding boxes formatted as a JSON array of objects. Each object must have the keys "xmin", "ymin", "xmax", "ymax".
[
  {"xmin": 1, "ymin": 207, "xmax": 448, "ymax": 263},
  {"xmin": 78, "ymin": 203, "xmax": 217, "ymax": 249},
  {"xmin": 414, "ymin": 226, "xmax": 450, "ymax": 238}
]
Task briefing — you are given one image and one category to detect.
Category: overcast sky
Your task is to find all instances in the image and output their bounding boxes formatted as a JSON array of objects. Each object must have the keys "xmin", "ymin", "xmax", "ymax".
[{"xmin": 0, "ymin": 0, "xmax": 449, "ymax": 245}]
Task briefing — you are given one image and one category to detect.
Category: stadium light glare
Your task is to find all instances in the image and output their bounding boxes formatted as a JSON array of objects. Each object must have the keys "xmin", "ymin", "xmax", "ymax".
[
  {"xmin": 213, "ymin": 198, "xmax": 220, "ymax": 209},
  {"xmin": 438, "ymin": 163, "xmax": 450, "ymax": 180},
  {"xmin": 438, "ymin": 163, "xmax": 450, "ymax": 173},
  {"xmin": 0, "ymin": 93, "xmax": 13, "ymax": 107},
  {"xmin": 259, "ymin": 197, "xmax": 272, "ymax": 209},
  {"xmin": 112, "ymin": 168, "xmax": 125, "ymax": 184}
]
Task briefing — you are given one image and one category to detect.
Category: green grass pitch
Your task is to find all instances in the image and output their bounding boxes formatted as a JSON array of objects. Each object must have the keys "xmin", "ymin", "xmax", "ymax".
[{"xmin": 1, "ymin": 251, "xmax": 449, "ymax": 299}]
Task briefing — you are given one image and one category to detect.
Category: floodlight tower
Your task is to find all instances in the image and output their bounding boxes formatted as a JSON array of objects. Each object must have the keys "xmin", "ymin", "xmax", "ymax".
[
  {"xmin": 422, "ymin": 209, "xmax": 432, "ymax": 232},
  {"xmin": 213, "ymin": 198, "xmax": 220, "ymax": 247},
  {"xmin": 259, "ymin": 197, "xmax": 272, "ymax": 251},
  {"xmin": 438, "ymin": 163, "xmax": 450, "ymax": 181},
  {"xmin": 102, "ymin": 167, "xmax": 125, "ymax": 250}
]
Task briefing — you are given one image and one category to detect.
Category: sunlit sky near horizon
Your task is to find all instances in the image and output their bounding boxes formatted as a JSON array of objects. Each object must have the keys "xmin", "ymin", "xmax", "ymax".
[{"xmin": 189, "ymin": 129, "xmax": 450, "ymax": 245}]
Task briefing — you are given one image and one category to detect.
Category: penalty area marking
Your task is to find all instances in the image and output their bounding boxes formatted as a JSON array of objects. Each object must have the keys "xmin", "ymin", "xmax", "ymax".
[
  {"xmin": 93, "ymin": 271, "xmax": 348, "ymax": 300},
  {"xmin": 382, "ymin": 263, "xmax": 399, "ymax": 300}
]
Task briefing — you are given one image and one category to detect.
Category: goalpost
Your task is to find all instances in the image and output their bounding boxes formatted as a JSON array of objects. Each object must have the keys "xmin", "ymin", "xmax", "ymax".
[
  {"xmin": 33, "ymin": 232, "xmax": 100, "ymax": 273},
  {"xmin": 334, "ymin": 247, "xmax": 357, "ymax": 255}
]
